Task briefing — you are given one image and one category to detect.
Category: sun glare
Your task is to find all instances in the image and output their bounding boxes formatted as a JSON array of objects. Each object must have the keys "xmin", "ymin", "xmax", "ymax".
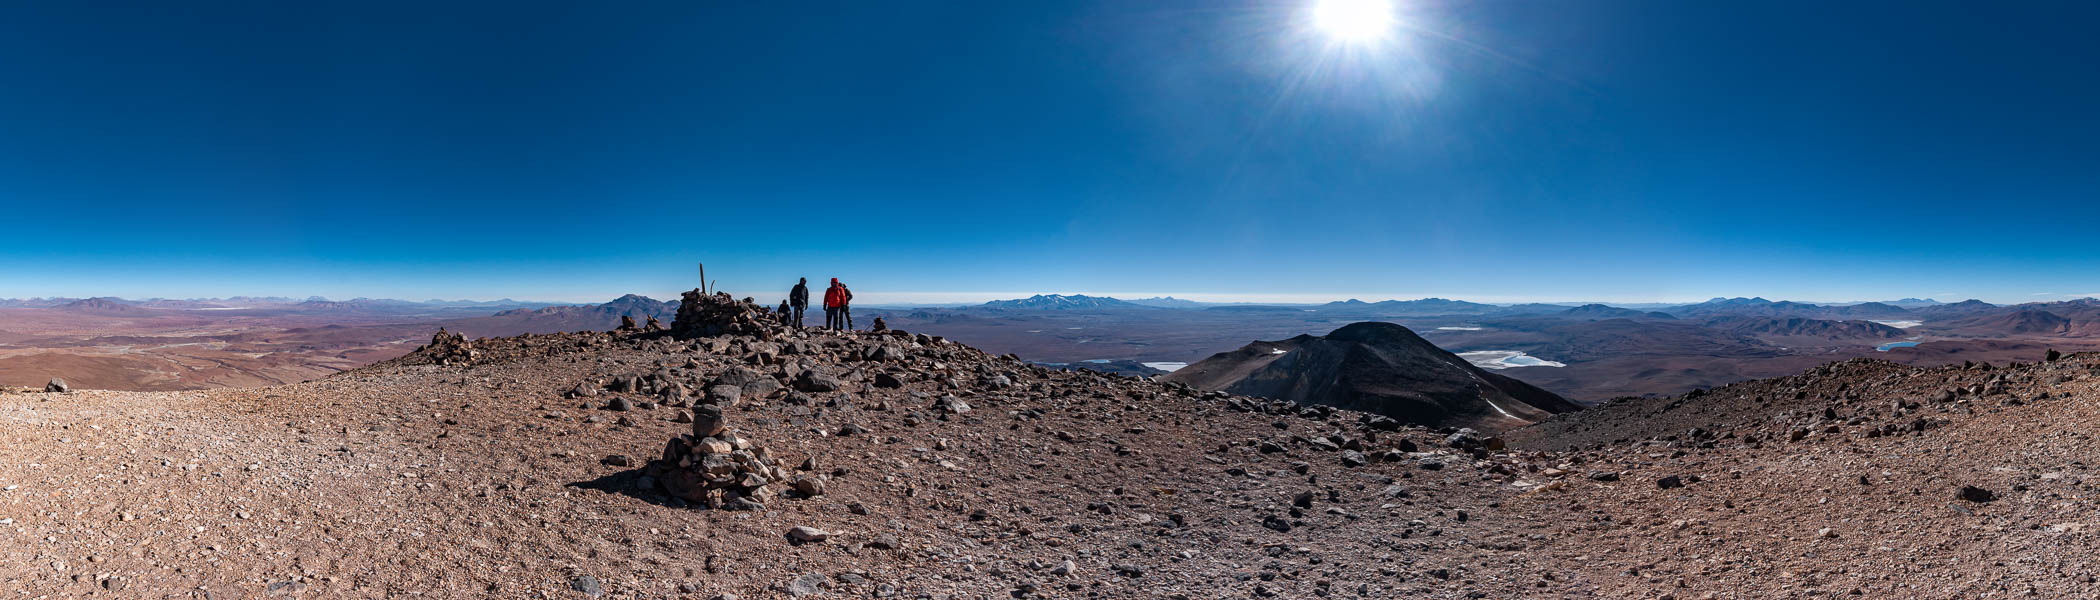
[{"xmin": 1310, "ymin": 0, "xmax": 1398, "ymax": 44}]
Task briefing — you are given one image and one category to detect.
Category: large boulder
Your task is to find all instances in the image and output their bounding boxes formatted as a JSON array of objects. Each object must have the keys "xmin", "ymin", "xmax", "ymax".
[
  {"xmin": 704, "ymin": 385, "xmax": 743, "ymax": 406},
  {"xmin": 933, "ymin": 394, "xmax": 972, "ymax": 415},
  {"xmin": 44, "ymin": 378, "xmax": 68, "ymax": 393},
  {"xmin": 713, "ymin": 366, "xmax": 781, "ymax": 397},
  {"xmin": 692, "ymin": 405, "xmax": 727, "ymax": 437},
  {"xmin": 793, "ymin": 369, "xmax": 843, "ymax": 393}
]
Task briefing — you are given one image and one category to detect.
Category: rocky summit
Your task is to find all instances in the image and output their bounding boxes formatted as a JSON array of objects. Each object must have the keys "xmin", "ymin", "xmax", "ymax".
[{"xmin": 7, "ymin": 291, "xmax": 2100, "ymax": 598}]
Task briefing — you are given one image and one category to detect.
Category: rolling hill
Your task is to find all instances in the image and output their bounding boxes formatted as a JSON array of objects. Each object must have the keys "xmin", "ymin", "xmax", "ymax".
[
  {"xmin": 1163, "ymin": 321, "xmax": 1580, "ymax": 430},
  {"xmin": 1701, "ymin": 316, "xmax": 1907, "ymax": 340}
]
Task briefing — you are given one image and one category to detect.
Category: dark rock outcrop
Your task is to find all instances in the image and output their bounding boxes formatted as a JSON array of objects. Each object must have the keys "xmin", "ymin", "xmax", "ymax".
[
  {"xmin": 421, "ymin": 329, "xmax": 476, "ymax": 366},
  {"xmin": 671, "ymin": 290, "xmax": 780, "ymax": 340}
]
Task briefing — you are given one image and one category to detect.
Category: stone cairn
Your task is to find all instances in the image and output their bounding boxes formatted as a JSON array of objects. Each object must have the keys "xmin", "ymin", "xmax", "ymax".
[
  {"xmin": 671, "ymin": 289, "xmax": 783, "ymax": 340},
  {"xmin": 617, "ymin": 315, "xmax": 639, "ymax": 331},
  {"xmin": 643, "ymin": 405, "xmax": 826, "ymax": 510},
  {"xmin": 422, "ymin": 328, "xmax": 476, "ymax": 365},
  {"xmin": 636, "ymin": 288, "xmax": 824, "ymax": 509}
]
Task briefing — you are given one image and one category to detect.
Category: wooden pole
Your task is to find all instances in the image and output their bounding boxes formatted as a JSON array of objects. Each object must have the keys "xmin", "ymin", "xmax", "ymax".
[{"xmin": 697, "ymin": 263, "xmax": 706, "ymax": 294}]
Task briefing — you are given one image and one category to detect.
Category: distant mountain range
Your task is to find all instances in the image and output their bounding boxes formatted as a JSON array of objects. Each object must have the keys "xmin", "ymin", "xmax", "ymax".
[
  {"xmin": 923, "ymin": 293, "xmax": 2100, "ymax": 341},
  {"xmin": 978, "ymin": 294, "xmax": 1151, "ymax": 311},
  {"xmin": 447, "ymin": 294, "xmax": 679, "ymax": 337},
  {"xmin": 947, "ymin": 294, "xmax": 2029, "ymax": 320},
  {"xmin": 1664, "ymin": 297, "xmax": 1915, "ymax": 320},
  {"xmin": 55, "ymin": 297, "xmax": 148, "ymax": 314},
  {"xmin": 1913, "ymin": 299, "xmax": 2001, "ymax": 318},
  {"xmin": 1319, "ymin": 298, "xmax": 1503, "ymax": 314},
  {"xmin": 1560, "ymin": 304, "xmax": 1676, "ymax": 320},
  {"xmin": 1121, "ymin": 296, "xmax": 1207, "ymax": 308}
]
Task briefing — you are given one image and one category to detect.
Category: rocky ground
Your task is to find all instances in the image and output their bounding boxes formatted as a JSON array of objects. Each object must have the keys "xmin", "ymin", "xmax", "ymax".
[{"xmin": 6, "ymin": 295, "xmax": 2100, "ymax": 598}]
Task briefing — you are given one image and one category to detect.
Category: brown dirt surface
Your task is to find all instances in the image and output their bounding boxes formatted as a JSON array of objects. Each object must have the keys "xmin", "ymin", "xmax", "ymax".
[
  {"xmin": 0, "ymin": 297, "xmax": 668, "ymax": 392},
  {"xmin": 8, "ymin": 318, "xmax": 2100, "ymax": 598}
]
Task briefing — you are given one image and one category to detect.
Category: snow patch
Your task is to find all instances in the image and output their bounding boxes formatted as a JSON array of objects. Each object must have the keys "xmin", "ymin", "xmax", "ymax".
[{"xmin": 1458, "ymin": 350, "xmax": 1566, "ymax": 369}]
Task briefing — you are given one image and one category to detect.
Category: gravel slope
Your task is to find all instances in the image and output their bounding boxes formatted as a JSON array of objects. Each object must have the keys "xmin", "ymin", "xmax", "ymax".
[{"xmin": 5, "ymin": 324, "xmax": 2098, "ymax": 599}]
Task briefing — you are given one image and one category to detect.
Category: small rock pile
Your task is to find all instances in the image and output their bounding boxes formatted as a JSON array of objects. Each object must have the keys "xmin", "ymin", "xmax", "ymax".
[
  {"xmin": 672, "ymin": 289, "xmax": 782, "ymax": 340},
  {"xmin": 421, "ymin": 329, "xmax": 477, "ymax": 366},
  {"xmin": 643, "ymin": 406, "xmax": 826, "ymax": 510}
]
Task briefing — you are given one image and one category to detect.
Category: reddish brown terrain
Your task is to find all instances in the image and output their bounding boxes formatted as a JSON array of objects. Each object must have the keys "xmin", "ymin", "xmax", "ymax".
[
  {"xmin": 0, "ymin": 296, "xmax": 674, "ymax": 392},
  {"xmin": 0, "ymin": 303, "xmax": 438, "ymax": 391},
  {"xmin": 7, "ymin": 295, "xmax": 2100, "ymax": 598}
]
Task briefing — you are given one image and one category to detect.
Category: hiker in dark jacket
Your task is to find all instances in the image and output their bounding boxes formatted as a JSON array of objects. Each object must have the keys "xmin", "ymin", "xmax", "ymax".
[{"xmin": 788, "ymin": 278, "xmax": 810, "ymax": 328}]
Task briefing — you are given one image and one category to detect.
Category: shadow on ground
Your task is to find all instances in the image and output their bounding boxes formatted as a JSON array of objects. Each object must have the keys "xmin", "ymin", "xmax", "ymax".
[{"xmin": 567, "ymin": 469, "xmax": 688, "ymax": 509}]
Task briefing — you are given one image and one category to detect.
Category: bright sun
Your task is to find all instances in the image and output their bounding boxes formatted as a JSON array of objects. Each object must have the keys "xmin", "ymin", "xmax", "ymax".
[{"xmin": 1310, "ymin": 0, "xmax": 1398, "ymax": 44}]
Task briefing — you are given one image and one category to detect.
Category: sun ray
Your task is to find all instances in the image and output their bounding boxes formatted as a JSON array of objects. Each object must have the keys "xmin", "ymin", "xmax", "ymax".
[{"xmin": 1310, "ymin": 0, "xmax": 1398, "ymax": 44}]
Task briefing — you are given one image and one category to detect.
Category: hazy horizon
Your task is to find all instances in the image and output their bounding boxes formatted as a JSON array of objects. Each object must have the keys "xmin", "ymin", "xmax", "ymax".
[{"xmin": 10, "ymin": 288, "xmax": 2096, "ymax": 308}]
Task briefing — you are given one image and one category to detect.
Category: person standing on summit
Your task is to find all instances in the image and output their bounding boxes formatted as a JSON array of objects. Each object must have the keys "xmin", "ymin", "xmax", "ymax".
[
  {"xmin": 822, "ymin": 278, "xmax": 846, "ymax": 330},
  {"xmin": 788, "ymin": 277, "xmax": 810, "ymax": 328}
]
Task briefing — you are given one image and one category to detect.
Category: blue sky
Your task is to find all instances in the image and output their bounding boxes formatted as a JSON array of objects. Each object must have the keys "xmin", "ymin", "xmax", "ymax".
[{"xmin": 3, "ymin": 0, "xmax": 2097, "ymax": 305}]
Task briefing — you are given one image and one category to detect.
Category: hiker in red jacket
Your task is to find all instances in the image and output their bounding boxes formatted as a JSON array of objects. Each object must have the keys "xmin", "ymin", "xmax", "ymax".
[
  {"xmin": 839, "ymin": 282, "xmax": 855, "ymax": 329},
  {"xmin": 823, "ymin": 278, "xmax": 846, "ymax": 330}
]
